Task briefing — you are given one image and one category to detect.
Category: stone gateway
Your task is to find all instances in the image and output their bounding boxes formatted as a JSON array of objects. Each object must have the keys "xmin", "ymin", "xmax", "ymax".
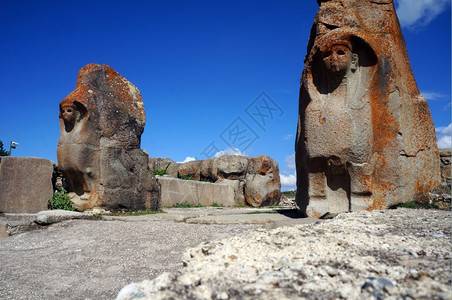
[
  {"xmin": 295, "ymin": 0, "xmax": 441, "ymax": 217},
  {"xmin": 57, "ymin": 64, "xmax": 159, "ymax": 211}
]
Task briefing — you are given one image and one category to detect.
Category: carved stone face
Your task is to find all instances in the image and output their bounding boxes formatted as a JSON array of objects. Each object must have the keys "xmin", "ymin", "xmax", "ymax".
[
  {"xmin": 322, "ymin": 44, "xmax": 353, "ymax": 74},
  {"xmin": 61, "ymin": 104, "xmax": 76, "ymax": 125}
]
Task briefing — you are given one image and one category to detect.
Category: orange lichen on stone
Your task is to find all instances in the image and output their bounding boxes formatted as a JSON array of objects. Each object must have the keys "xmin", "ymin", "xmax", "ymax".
[
  {"xmin": 57, "ymin": 64, "xmax": 159, "ymax": 211},
  {"xmin": 295, "ymin": 0, "xmax": 440, "ymax": 218}
]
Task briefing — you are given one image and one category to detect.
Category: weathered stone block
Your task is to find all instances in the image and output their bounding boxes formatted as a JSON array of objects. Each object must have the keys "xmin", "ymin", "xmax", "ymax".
[
  {"xmin": 439, "ymin": 149, "xmax": 451, "ymax": 194},
  {"xmin": 0, "ymin": 157, "xmax": 54, "ymax": 213},
  {"xmin": 57, "ymin": 64, "xmax": 160, "ymax": 211},
  {"xmin": 178, "ymin": 160, "xmax": 201, "ymax": 180},
  {"xmin": 245, "ymin": 156, "xmax": 281, "ymax": 207},
  {"xmin": 295, "ymin": 0, "xmax": 441, "ymax": 217},
  {"xmin": 216, "ymin": 178, "xmax": 246, "ymax": 206},
  {"xmin": 157, "ymin": 176, "xmax": 235, "ymax": 207},
  {"xmin": 148, "ymin": 157, "xmax": 175, "ymax": 172},
  {"xmin": 215, "ymin": 155, "xmax": 249, "ymax": 180}
]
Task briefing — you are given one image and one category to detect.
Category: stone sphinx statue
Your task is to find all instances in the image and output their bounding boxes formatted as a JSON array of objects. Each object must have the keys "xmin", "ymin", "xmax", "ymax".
[
  {"xmin": 57, "ymin": 64, "xmax": 159, "ymax": 211},
  {"xmin": 295, "ymin": 0, "xmax": 440, "ymax": 217}
]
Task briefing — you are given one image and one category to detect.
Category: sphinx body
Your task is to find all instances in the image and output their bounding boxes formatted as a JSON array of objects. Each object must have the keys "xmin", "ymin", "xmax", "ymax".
[
  {"xmin": 57, "ymin": 64, "xmax": 159, "ymax": 211},
  {"xmin": 295, "ymin": 0, "xmax": 440, "ymax": 217}
]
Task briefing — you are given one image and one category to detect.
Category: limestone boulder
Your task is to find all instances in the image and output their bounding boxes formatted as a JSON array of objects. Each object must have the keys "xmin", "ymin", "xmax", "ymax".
[
  {"xmin": 166, "ymin": 162, "xmax": 180, "ymax": 178},
  {"xmin": 35, "ymin": 210, "xmax": 95, "ymax": 225},
  {"xmin": 295, "ymin": 0, "xmax": 440, "ymax": 217},
  {"xmin": 148, "ymin": 157, "xmax": 175, "ymax": 173},
  {"xmin": 244, "ymin": 156, "xmax": 281, "ymax": 207},
  {"xmin": 57, "ymin": 64, "xmax": 160, "ymax": 211},
  {"xmin": 178, "ymin": 160, "xmax": 201, "ymax": 181},
  {"xmin": 200, "ymin": 158, "xmax": 217, "ymax": 182},
  {"xmin": 216, "ymin": 179, "xmax": 246, "ymax": 206},
  {"xmin": 0, "ymin": 157, "xmax": 54, "ymax": 213},
  {"xmin": 215, "ymin": 155, "xmax": 249, "ymax": 180}
]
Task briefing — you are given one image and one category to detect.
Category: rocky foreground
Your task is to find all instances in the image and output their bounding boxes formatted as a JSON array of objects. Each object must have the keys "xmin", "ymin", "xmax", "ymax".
[{"xmin": 118, "ymin": 208, "xmax": 451, "ymax": 300}]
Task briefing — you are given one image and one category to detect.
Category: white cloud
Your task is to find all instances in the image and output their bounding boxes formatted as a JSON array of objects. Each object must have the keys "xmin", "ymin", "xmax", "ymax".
[
  {"xmin": 280, "ymin": 154, "xmax": 297, "ymax": 189},
  {"xmin": 395, "ymin": 0, "xmax": 450, "ymax": 28},
  {"xmin": 436, "ymin": 123, "xmax": 452, "ymax": 148},
  {"xmin": 280, "ymin": 172, "xmax": 297, "ymax": 188},
  {"xmin": 214, "ymin": 147, "xmax": 246, "ymax": 158},
  {"xmin": 283, "ymin": 134, "xmax": 293, "ymax": 140},
  {"xmin": 421, "ymin": 91, "xmax": 447, "ymax": 101},
  {"xmin": 285, "ymin": 154, "xmax": 296, "ymax": 170},
  {"xmin": 178, "ymin": 156, "xmax": 196, "ymax": 163}
]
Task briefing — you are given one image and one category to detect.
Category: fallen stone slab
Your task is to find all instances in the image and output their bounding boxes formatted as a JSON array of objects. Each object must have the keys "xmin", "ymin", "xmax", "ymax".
[
  {"xmin": 0, "ymin": 213, "xmax": 42, "ymax": 237},
  {"xmin": 103, "ymin": 207, "xmax": 307, "ymax": 226},
  {"xmin": 185, "ymin": 212, "xmax": 317, "ymax": 225},
  {"xmin": 35, "ymin": 210, "xmax": 97, "ymax": 225}
]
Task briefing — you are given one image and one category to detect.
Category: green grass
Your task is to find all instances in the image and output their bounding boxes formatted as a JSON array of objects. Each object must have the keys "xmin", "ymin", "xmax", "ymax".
[
  {"xmin": 170, "ymin": 203, "xmax": 203, "ymax": 208},
  {"xmin": 200, "ymin": 178, "xmax": 216, "ymax": 183},
  {"xmin": 179, "ymin": 174, "xmax": 194, "ymax": 180},
  {"xmin": 107, "ymin": 209, "xmax": 165, "ymax": 216},
  {"xmin": 393, "ymin": 201, "xmax": 439, "ymax": 209},
  {"xmin": 167, "ymin": 202, "xmax": 223, "ymax": 208},
  {"xmin": 281, "ymin": 190, "xmax": 296, "ymax": 198},
  {"xmin": 151, "ymin": 169, "xmax": 168, "ymax": 176},
  {"xmin": 48, "ymin": 188, "xmax": 76, "ymax": 211}
]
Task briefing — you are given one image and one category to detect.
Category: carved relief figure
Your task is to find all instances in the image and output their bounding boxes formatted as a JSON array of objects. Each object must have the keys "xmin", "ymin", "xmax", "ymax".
[
  {"xmin": 296, "ymin": 0, "xmax": 440, "ymax": 217},
  {"xmin": 299, "ymin": 30, "xmax": 377, "ymax": 215},
  {"xmin": 57, "ymin": 96, "xmax": 101, "ymax": 208}
]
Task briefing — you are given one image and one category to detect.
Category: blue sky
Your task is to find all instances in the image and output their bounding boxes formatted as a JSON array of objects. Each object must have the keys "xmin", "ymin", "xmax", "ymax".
[{"xmin": 1, "ymin": 0, "xmax": 450, "ymax": 190}]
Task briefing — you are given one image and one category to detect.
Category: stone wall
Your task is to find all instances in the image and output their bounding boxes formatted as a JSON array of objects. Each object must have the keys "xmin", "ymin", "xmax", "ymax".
[
  {"xmin": 157, "ymin": 176, "xmax": 235, "ymax": 207},
  {"xmin": 149, "ymin": 155, "xmax": 281, "ymax": 207},
  {"xmin": 439, "ymin": 149, "xmax": 451, "ymax": 193},
  {"xmin": 0, "ymin": 157, "xmax": 54, "ymax": 213}
]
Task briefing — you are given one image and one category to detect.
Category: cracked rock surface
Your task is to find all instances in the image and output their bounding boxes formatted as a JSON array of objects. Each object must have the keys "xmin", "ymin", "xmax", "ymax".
[
  {"xmin": 0, "ymin": 219, "xmax": 259, "ymax": 299},
  {"xmin": 118, "ymin": 208, "xmax": 451, "ymax": 300}
]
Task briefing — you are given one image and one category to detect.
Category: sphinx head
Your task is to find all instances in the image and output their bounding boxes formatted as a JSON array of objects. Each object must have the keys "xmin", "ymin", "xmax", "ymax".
[
  {"xmin": 321, "ymin": 42, "xmax": 358, "ymax": 75},
  {"xmin": 59, "ymin": 99, "xmax": 86, "ymax": 132}
]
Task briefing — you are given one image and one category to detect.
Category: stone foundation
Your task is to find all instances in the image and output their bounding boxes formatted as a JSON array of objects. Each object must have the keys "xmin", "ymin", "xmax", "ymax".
[{"xmin": 157, "ymin": 176, "xmax": 235, "ymax": 207}]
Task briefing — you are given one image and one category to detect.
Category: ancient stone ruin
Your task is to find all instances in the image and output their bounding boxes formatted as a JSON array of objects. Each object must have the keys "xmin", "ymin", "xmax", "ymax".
[
  {"xmin": 295, "ymin": 0, "xmax": 441, "ymax": 217},
  {"xmin": 57, "ymin": 64, "xmax": 160, "ymax": 211},
  {"xmin": 0, "ymin": 157, "xmax": 54, "ymax": 213},
  {"xmin": 149, "ymin": 155, "xmax": 282, "ymax": 207}
]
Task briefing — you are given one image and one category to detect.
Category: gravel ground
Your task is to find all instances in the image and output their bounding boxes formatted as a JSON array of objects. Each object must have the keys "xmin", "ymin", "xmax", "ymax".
[
  {"xmin": 0, "ymin": 220, "xmax": 259, "ymax": 299},
  {"xmin": 118, "ymin": 208, "xmax": 451, "ymax": 300}
]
